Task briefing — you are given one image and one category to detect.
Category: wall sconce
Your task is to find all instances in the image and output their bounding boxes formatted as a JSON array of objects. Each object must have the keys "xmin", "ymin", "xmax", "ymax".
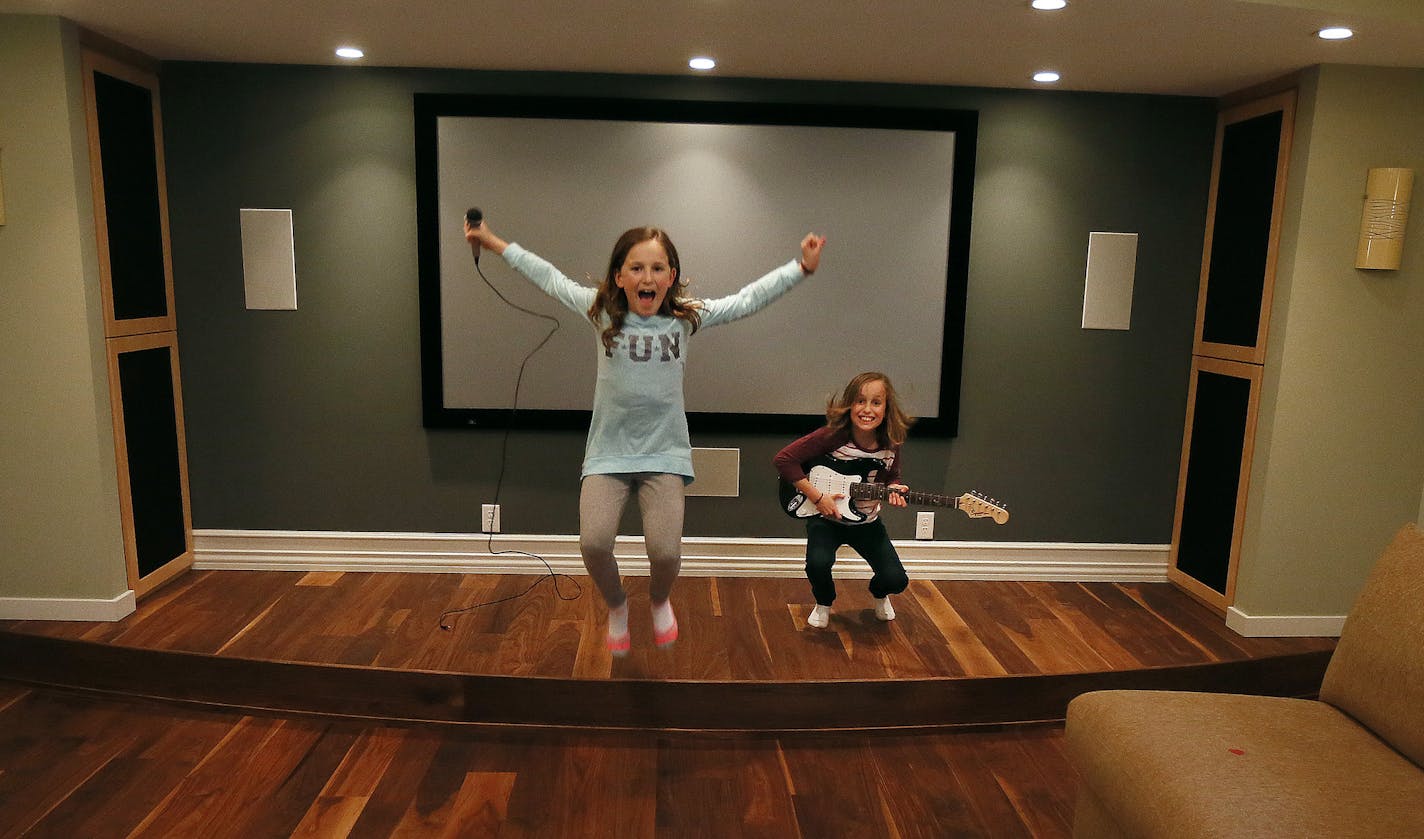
[{"xmin": 1356, "ymin": 167, "xmax": 1413, "ymax": 270}]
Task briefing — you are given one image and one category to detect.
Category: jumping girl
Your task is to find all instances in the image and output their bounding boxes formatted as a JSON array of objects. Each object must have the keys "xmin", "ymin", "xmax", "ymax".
[{"xmin": 466, "ymin": 217, "xmax": 826, "ymax": 655}]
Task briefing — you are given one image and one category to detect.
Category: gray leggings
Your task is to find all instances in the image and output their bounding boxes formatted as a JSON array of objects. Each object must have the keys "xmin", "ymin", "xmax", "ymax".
[{"xmin": 579, "ymin": 472, "xmax": 685, "ymax": 608}]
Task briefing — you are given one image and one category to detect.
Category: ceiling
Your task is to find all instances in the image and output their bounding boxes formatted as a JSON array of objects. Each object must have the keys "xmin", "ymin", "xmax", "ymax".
[{"xmin": 3, "ymin": 0, "xmax": 1421, "ymax": 96}]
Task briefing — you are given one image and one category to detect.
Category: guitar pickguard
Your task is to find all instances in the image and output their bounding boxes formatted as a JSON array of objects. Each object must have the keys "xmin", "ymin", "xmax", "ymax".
[{"xmin": 778, "ymin": 455, "xmax": 887, "ymax": 522}]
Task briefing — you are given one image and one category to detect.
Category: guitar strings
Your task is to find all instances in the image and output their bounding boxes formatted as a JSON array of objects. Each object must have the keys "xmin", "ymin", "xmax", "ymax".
[{"xmin": 439, "ymin": 250, "xmax": 582, "ymax": 631}]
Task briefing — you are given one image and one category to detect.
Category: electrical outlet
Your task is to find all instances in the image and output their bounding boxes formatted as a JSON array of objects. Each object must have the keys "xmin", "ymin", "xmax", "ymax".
[
  {"xmin": 481, "ymin": 503, "xmax": 501, "ymax": 533},
  {"xmin": 915, "ymin": 511, "xmax": 934, "ymax": 540}
]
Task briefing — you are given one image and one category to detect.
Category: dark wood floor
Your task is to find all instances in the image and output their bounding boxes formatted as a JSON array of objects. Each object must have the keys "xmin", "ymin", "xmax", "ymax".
[
  {"xmin": 0, "ymin": 571, "xmax": 1339, "ymax": 835},
  {"xmin": 0, "ymin": 681, "xmax": 1079, "ymax": 838},
  {"xmin": 1, "ymin": 570, "xmax": 1334, "ymax": 682}
]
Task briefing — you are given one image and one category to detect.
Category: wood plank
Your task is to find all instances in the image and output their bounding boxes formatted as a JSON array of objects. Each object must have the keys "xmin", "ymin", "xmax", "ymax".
[
  {"xmin": 1016, "ymin": 582, "xmax": 1142, "ymax": 668},
  {"xmin": 289, "ymin": 728, "xmax": 408, "ymax": 837},
  {"xmin": 715, "ymin": 578, "xmax": 778, "ymax": 681},
  {"xmin": 654, "ymin": 577, "xmax": 733, "ymax": 681},
  {"xmin": 0, "ymin": 696, "xmax": 137, "ymax": 837},
  {"xmin": 937, "ymin": 731, "xmax": 1037, "ymax": 838},
  {"xmin": 346, "ymin": 728, "xmax": 446, "ymax": 839},
  {"xmin": 654, "ymin": 736, "xmax": 800, "ymax": 837},
  {"xmin": 20, "ymin": 704, "xmax": 238, "ymax": 838},
  {"xmin": 862, "ymin": 733, "xmax": 1002, "ymax": 837},
  {"xmin": 907, "ymin": 581, "xmax": 1003, "ymax": 677},
  {"xmin": 240, "ymin": 723, "xmax": 362, "ymax": 838},
  {"xmin": 933, "ymin": 580, "xmax": 1041, "ymax": 675},
  {"xmin": 112, "ymin": 571, "xmax": 293, "ymax": 654},
  {"xmin": 977, "ymin": 727, "xmax": 1077, "ymax": 838},
  {"xmin": 781, "ymin": 735, "xmax": 895, "ymax": 838},
  {"xmin": 1003, "ymin": 582, "xmax": 1119, "ymax": 673},
  {"xmin": 1067, "ymin": 583, "xmax": 1217, "ymax": 666},
  {"xmin": 498, "ymin": 732, "xmax": 658, "ymax": 837},
  {"xmin": 124, "ymin": 717, "xmax": 327, "ymax": 837}
]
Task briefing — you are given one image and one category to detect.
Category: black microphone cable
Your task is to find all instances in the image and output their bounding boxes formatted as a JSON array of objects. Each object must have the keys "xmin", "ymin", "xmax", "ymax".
[{"xmin": 439, "ymin": 232, "xmax": 582, "ymax": 630}]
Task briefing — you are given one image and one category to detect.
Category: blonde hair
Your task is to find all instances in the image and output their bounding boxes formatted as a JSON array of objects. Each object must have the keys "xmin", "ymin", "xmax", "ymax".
[
  {"xmin": 825, "ymin": 371, "xmax": 914, "ymax": 448},
  {"xmin": 588, "ymin": 226, "xmax": 701, "ymax": 352}
]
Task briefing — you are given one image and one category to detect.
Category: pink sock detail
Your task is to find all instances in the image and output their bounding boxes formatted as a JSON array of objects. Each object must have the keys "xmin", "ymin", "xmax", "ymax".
[{"xmin": 652, "ymin": 600, "xmax": 678, "ymax": 648}]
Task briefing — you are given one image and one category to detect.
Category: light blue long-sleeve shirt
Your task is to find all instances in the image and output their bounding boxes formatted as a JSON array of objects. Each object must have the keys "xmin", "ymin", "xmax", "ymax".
[{"xmin": 501, "ymin": 243, "xmax": 808, "ymax": 480}]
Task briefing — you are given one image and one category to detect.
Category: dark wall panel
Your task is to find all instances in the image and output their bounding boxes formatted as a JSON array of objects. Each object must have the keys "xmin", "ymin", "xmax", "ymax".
[
  {"xmin": 116, "ymin": 346, "xmax": 187, "ymax": 575},
  {"xmin": 1202, "ymin": 110, "xmax": 1283, "ymax": 348},
  {"xmin": 161, "ymin": 64, "xmax": 1214, "ymax": 543},
  {"xmin": 1175, "ymin": 370, "xmax": 1252, "ymax": 594},
  {"xmin": 94, "ymin": 70, "xmax": 168, "ymax": 322}
]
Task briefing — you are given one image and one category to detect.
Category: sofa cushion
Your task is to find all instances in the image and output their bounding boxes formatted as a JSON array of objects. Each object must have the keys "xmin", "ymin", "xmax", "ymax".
[
  {"xmin": 1066, "ymin": 689, "xmax": 1424, "ymax": 839},
  {"xmin": 1320, "ymin": 523, "xmax": 1424, "ymax": 767}
]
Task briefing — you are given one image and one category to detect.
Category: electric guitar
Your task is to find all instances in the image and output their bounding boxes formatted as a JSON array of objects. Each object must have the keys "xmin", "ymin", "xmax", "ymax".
[{"xmin": 779, "ymin": 456, "xmax": 1009, "ymax": 525}]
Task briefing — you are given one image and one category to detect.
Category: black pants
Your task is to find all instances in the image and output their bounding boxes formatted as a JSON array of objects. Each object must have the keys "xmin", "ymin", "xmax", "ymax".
[{"xmin": 804, "ymin": 517, "xmax": 909, "ymax": 607}]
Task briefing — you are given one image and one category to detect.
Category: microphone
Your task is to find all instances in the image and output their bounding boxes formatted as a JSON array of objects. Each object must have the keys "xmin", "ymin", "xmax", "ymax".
[{"xmin": 466, "ymin": 207, "xmax": 483, "ymax": 263}]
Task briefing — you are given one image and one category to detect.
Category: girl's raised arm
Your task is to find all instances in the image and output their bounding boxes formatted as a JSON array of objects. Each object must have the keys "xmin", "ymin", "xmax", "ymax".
[{"xmin": 698, "ymin": 233, "xmax": 825, "ymax": 327}]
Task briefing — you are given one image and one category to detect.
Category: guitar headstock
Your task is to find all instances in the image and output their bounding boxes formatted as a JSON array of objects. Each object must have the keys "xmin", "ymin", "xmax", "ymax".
[{"xmin": 958, "ymin": 492, "xmax": 1009, "ymax": 524}]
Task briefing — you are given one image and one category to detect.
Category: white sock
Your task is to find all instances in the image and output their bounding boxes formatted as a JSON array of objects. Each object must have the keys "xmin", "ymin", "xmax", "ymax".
[
  {"xmin": 875, "ymin": 595, "xmax": 895, "ymax": 621},
  {"xmin": 608, "ymin": 601, "xmax": 629, "ymax": 637},
  {"xmin": 808, "ymin": 604, "xmax": 831, "ymax": 628},
  {"xmin": 651, "ymin": 599, "xmax": 676, "ymax": 634}
]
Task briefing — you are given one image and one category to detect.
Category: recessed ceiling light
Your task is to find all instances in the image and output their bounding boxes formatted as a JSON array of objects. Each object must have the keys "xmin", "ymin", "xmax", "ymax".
[
  {"xmin": 1317, "ymin": 27, "xmax": 1353, "ymax": 40},
  {"xmin": 1031, "ymin": 0, "xmax": 1068, "ymax": 10},
  {"xmin": 335, "ymin": 46, "xmax": 365, "ymax": 60},
  {"xmin": 1033, "ymin": 71, "xmax": 1061, "ymax": 83},
  {"xmin": 689, "ymin": 56, "xmax": 716, "ymax": 71}
]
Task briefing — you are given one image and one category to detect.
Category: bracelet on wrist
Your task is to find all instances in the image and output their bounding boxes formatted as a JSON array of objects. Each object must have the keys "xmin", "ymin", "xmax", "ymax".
[{"xmin": 799, "ymin": 259, "xmax": 814, "ymax": 275}]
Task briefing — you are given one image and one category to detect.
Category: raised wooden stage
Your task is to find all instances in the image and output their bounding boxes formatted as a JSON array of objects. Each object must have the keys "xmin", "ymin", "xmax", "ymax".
[{"xmin": 0, "ymin": 570, "xmax": 1335, "ymax": 732}]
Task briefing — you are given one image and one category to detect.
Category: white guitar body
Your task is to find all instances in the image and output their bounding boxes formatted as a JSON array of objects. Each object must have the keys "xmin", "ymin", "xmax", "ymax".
[{"xmin": 786, "ymin": 465, "xmax": 881, "ymax": 522}]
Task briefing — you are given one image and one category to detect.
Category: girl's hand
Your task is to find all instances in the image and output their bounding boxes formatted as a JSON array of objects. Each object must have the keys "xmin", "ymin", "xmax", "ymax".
[
  {"xmin": 815, "ymin": 492, "xmax": 843, "ymax": 521},
  {"xmin": 464, "ymin": 217, "xmax": 509, "ymax": 256},
  {"xmin": 886, "ymin": 484, "xmax": 909, "ymax": 507},
  {"xmin": 799, "ymin": 233, "xmax": 827, "ymax": 275}
]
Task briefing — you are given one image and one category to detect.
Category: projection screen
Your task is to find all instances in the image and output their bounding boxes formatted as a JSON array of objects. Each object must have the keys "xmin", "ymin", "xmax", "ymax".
[{"xmin": 416, "ymin": 95, "xmax": 976, "ymax": 436}]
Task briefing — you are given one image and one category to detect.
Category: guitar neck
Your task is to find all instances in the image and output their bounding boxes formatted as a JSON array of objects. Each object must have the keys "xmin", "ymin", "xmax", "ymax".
[
  {"xmin": 903, "ymin": 490, "xmax": 961, "ymax": 510},
  {"xmin": 862, "ymin": 485, "xmax": 959, "ymax": 510}
]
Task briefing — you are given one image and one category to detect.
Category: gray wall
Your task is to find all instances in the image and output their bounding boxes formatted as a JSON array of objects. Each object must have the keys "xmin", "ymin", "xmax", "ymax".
[
  {"xmin": 0, "ymin": 17, "xmax": 128, "ymax": 599},
  {"xmin": 161, "ymin": 64, "xmax": 1215, "ymax": 543}
]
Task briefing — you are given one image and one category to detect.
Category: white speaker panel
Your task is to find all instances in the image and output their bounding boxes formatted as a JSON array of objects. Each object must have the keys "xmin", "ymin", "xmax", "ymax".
[
  {"xmin": 1081, "ymin": 231, "xmax": 1138, "ymax": 330},
  {"xmin": 687, "ymin": 448, "xmax": 740, "ymax": 497},
  {"xmin": 240, "ymin": 208, "xmax": 297, "ymax": 310}
]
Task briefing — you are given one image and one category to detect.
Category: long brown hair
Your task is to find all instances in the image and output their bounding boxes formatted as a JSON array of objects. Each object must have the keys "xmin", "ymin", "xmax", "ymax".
[
  {"xmin": 825, "ymin": 371, "xmax": 914, "ymax": 448},
  {"xmin": 588, "ymin": 226, "xmax": 702, "ymax": 352}
]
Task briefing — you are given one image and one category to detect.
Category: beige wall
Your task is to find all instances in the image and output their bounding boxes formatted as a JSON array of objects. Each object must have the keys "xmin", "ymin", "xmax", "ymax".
[
  {"xmin": 0, "ymin": 16, "xmax": 128, "ymax": 599},
  {"xmin": 1237, "ymin": 64, "xmax": 1424, "ymax": 616}
]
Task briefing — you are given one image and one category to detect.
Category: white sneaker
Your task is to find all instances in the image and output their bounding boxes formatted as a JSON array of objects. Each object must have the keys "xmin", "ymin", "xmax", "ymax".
[
  {"xmin": 807, "ymin": 604, "xmax": 831, "ymax": 628},
  {"xmin": 874, "ymin": 596, "xmax": 896, "ymax": 621}
]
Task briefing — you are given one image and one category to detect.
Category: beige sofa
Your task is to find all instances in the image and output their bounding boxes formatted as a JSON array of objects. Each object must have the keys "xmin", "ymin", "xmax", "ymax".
[{"xmin": 1066, "ymin": 523, "xmax": 1424, "ymax": 839}]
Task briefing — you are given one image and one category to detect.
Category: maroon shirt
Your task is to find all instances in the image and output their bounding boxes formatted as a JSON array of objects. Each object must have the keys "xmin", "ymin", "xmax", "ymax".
[{"xmin": 773, "ymin": 426, "xmax": 903, "ymax": 523}]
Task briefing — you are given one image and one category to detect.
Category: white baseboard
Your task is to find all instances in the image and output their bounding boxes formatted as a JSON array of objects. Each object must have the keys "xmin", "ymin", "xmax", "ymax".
[
  {"xmin": 1226, "ymin": 606, "xmax": 1347, "ymax": 638},
  {"xmin": 0, "ymin": 589, "xmax": 136, "ymax": 622},
  {"xmin": 193, "ymin": 529, "xmax": 1171, "ymax": 581}
]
